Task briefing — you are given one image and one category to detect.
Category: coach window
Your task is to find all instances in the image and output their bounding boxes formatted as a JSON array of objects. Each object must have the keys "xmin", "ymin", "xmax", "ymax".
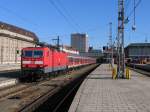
[
  {"xmin": 75, "ymin": 59, "xmax": 78, "ymax": 63},
  {"xmin": 69, "ymin": 57, "xmax": 73, "ymax": 62},
  {"xmin": 75, "ymin": 58, "xmax": 78, "ymax": 63}
]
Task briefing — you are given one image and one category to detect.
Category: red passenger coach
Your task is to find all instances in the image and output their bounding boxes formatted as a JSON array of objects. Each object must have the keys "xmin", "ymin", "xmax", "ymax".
[{"xmin": 21, "ymin": 46, "xmax": 96, "ymax": 81}]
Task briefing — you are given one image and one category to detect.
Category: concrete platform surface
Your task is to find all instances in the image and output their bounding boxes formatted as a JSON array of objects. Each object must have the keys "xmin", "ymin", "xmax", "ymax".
[
  {"xmin": 0, "ymin": 64, "xmax": 20, "ymax": 72},
  {"xmin": 69, "ymin": 64, "xmax": 150, "ymax": 112},
  {"xmin": 0, "ymin": 64, "xmax": 20, "ymax": 88},
  {"xmin": 0, "ymin": 79, "xmax": 18, "ymax": 88}
]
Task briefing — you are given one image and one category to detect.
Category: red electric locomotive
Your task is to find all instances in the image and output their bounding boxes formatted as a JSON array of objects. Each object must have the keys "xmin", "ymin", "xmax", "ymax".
[{"xmin": 21, "ymin": 46, "xmax": 96, "ymax": 80}]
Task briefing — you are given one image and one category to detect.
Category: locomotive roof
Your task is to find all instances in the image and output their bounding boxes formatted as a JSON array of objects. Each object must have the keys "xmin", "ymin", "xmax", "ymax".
[{"xmin": 22, "ymin": 46, "xmax": 66, "ymax": 53}]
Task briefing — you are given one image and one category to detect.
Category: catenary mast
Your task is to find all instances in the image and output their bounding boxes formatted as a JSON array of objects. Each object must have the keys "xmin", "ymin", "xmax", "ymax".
[{"xmin": 117, "ymin": 0, "xmax": 125, "ymax": 78}]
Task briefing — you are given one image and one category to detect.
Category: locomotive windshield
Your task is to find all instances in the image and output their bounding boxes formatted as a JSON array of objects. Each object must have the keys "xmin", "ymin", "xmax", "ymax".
[
  {"xmin": 24, "ymin": 50, "xmax": 32, "ymax": 57},
  {"xmin": 34, "ymin": 50, "xmax": 43, "ymax": 58},
  {"xmin": 23, "ymin": 50, "xmax": 43, "ymax": 58}
]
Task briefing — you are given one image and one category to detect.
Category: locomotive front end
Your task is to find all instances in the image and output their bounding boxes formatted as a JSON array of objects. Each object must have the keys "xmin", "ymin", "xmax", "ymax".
[{"xmin": 21, "ymin": 47, "xmax": 45, "ymax": 79}]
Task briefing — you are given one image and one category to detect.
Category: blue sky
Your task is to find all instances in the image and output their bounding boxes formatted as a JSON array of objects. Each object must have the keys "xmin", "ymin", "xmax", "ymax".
[{"xmin": 0, "ymin": 0, "xmax": 148, "ymax": 49}]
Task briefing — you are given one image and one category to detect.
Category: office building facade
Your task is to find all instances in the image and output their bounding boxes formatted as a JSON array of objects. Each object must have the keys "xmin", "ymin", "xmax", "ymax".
[{"xmin": 71, "ymin": 33, "xmax": 88, "ymax": 52}]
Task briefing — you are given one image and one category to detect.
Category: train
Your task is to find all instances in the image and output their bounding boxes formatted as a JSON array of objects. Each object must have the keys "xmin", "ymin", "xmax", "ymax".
[{"xmin": 21, "ymin": 46, "xmax": 96, "ymax": 81}]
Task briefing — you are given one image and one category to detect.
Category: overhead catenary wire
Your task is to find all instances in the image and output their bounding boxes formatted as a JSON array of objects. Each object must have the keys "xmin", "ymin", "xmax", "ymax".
[
  {"xmin": 125, "ymin": 0, "xmax": 131, "ymax": 11},
  {"xmin": 47, "ymin": 26, "xmax": 101, "ymax": 39},
  {"xmin": 0, "ymin": 4, "xmax": 41, "ymax": 32},
  {"xmin": 47, "ymin": 0, "xmax": 105, "ymax": 39},
  {"xmin": 48, "ymin": 0, "xmax": 79, "ymax": 32},
  {"xmin": 124, "ymin": 0, "xmax": 132, "ymax": 17},
  {"xmin": 56, "ymin": 0, "xmax": 82, "ymax": 31},
  {"xmin": 134, "ymin": 0, "xmax": 136, "ymax": 26},
  {"xmin": 49, "ymin": 0, "xmax": 103, "ymax": 34},
  {"xmin": 126, "ymin": 0, "xmax": 142, "ymax": 18}
]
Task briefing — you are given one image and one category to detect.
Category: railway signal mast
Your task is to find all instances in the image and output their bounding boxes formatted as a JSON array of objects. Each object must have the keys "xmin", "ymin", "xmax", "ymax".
[
  {"xmin": 117, "ymin": 0, "xmax": 125, "ymax": 78},
  {"xmin": 52, "ymin": 36, "xmax": 60, "ymax": 49}
]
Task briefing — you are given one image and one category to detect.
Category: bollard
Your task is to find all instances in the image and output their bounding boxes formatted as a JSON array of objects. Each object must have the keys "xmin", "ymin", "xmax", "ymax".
[
  {"xmin": 112, "ymin": 67, "xmax": 117, "ymax": 79},
  {"xmin": 126, "ymin": 68, "xmax": 131, "ymax": 79}
]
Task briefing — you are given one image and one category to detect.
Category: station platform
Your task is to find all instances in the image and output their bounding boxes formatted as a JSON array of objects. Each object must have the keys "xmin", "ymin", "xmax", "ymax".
[
  {"xmin": 69, "ymin": 64, "xmax": 150, "ymax": 112},
  {"xmin": 0, "ymin": 64, "xmax": 20, "ymax": 88},
  {"xmin": 0, "ymin": 63, "xmax": 20, "ymax": 72}
]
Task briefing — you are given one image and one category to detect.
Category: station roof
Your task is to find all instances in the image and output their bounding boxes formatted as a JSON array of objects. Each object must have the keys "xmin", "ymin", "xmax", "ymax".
[
  {"xmin": 0, "ymin": 21, "xmax": 39, "ymax": 42},
  {"xmin": 126, "ymin": 43, "xmax": 150, "ymax": 48},
  {"xmin": 61, "ymin": 45, "xmax": 78, "ymax": 51}
]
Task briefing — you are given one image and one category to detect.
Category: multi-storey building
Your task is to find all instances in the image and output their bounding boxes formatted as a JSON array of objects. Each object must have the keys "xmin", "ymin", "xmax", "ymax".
[
  {"xmin": 0, "ymin": 22, "xmax": 38, "ymax": 64},
  {"xmin": 71, "ymin": 33, "xmax": 88, "ymax": 53}
]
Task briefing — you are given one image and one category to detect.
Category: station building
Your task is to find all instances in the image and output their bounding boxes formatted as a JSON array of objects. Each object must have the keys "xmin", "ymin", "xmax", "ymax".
[
  {"xmin": 80, "ymin": 49, "xmax": 103, "ymax": 58},
  {"xmin": 0, "ymin": 22, "xmax": 39, "ymax": 64},
  {"xmin": 125, "ymin": 43, "xmax": 150, "ymax": 63}
]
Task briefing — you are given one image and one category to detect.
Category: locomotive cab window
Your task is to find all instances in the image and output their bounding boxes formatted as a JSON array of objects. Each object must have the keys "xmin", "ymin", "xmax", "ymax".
[
  {"xmin": 24, "ymin": 50, "xmax": 33, "ymax": 57},
  {"xmin": 34, "ymin": 50, "xmax": 43, "ymax": 58}
]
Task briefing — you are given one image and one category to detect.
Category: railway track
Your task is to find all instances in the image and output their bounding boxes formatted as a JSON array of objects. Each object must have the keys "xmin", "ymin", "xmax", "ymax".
[
  {"xmin": 0, "ymin": 84, "xmax": 31, "ymax": 100},
  {"xmin": 51, "ymin": 74, "xmax": 85, "ymax": 112},
  {"xmin": 0, "ymin": 64, "xmax": 99, "ymax": 112},
  {"xmin": 0, "ymin": 77, "xmax": 65, "ymax": 101},
  {"xmin": 127, "ymin": 64, "xmax": 150, "ymax": 76},
  {"xmin": 35, "ymin": 64, "xmax": 99, "ymax": 112},
  {"xmin": 0, "ymin": 69, "xmax": 20, "ymax": 74}
]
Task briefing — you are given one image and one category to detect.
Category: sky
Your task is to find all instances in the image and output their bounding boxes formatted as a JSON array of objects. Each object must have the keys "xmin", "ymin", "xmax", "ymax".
[{"xmin": 0, "ymin": 0, "xmax": 148, "ymax": 49}]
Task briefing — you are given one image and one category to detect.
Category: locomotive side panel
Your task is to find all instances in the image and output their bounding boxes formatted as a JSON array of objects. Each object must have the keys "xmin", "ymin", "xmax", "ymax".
[
  {"xmin": 43, "ymin": 48, "xmax": 53, "ymax": 73},
  {"xmin": 21, "ymin": 46, "xmax": 96, "ymax": 81},
  {"xmin": 61, "ymin": 52, "xmax": 68, "ymax": 69},
  {"xmin": 52, "ymin": 49, "xmax": 57, "ymax": 71},
  {"xmin": 52, "ymin": 50, "xmax": 67, "ymax": 71}
]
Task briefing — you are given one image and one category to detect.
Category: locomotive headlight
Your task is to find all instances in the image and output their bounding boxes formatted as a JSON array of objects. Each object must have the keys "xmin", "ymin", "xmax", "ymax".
[
  {"xmin": 22, "ymin": 65, "xmax": 26, "ymax": 68},
  {"xmin": 37, "ymin": 65, "xmax": 43, "ymax": 68},
  {"xmin": 22, "ymin": 61, "xmax": 31, "ymax": 64},
  {"xmin": 35, "ymin": 61, "xmax": 43, "ymax": 64}
]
